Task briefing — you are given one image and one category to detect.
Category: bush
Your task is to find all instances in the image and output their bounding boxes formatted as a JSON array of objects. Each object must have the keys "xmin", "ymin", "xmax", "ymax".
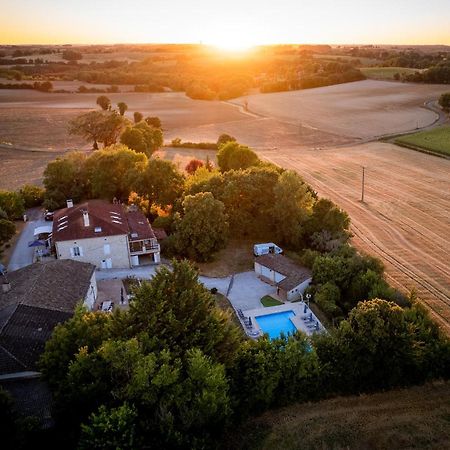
[
  {"xmin": 0, "ymin": 190, "xmax": 25, "ymax": 220},
  {"xmin": 0, "ymin": 219, "xmax": 16, "ymax": 244},
  {"xmin": 20, "ymin": 184, "xmax": 45, "ymax": 208}
]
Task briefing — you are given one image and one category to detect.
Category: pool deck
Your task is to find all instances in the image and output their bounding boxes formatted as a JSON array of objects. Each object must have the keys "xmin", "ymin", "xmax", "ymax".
[{"xmin": 242, "ymin": 302, "xmax": 325, "ymax": 338}]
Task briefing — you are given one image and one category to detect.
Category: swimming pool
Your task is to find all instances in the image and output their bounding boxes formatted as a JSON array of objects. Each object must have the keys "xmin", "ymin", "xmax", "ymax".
[{"xmin": 255, "ymin": 310, "xmax": 297, "ymax": 339}]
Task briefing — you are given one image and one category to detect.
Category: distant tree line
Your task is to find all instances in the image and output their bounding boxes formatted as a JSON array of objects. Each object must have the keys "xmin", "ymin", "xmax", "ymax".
[{"xmin": 0, "ymin": 81, "xmax": 53, "ymax": 92}]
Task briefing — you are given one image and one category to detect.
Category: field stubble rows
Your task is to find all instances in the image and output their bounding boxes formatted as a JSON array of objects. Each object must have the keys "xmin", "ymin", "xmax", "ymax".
[
  {"xmin": 260, "ymin": 142, "xmax": 450, "ymax": 332},
  {"xmin": 0, "ymin": 80, "xmax": 449, "ymax": 330}
]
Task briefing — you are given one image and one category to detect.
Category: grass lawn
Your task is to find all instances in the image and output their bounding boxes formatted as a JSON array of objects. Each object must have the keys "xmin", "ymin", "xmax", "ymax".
[
  {"xmin": 395, "ymin": 126, "xmax": 450, "ymax": 157},
  {"xmin": 223, "ymin": 381, "xmax": 450, "ymax": 450},
  {"xmin": 260, "ymin": 295, "xmax": 283, "ymax": 307},
  {"xmin": 196, "ymin": 238, "xmax": 255, "ymax": 278},
  {"xmin": 361, "ymin": 66, "xmax": 420, "ymax": 80}
]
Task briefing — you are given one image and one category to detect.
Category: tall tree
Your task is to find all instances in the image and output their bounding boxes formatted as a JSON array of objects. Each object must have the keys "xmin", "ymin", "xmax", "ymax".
[
  {"xmin": 134, "ymin": 158, "xmax": 184, "ymax": 207},
  {"xmin": 120, "ymin": 122, "xmax": 163, "ymax": 157},
  {"xmin": 0, "ymin": 190, "xmax": 25, "ymax": 220},
  {"xmin": 43, "ymin": 152, "xmax": 89, "ymax": 208},
  {"xmin": 84, "ymin": 144, "xmax": 147, "ymax": 201},
  {"xmin": 96, "ymin": 95, "xmax": 111, "ymax": 111},
  {"xmin": 133, "ymin": 111, "xmax": 143, "ymax": 123},
  {"xmin": 69, "ymin": 111, "xmax": 128, "ymax": 148},
  {"xmin": 217, "ymin": 141, "xmax": 259, "ymax": 172},
  {"xmin": 117, "ymin": 101, "xmax": 128, "ymax": 116},
  {"xmin": 174, "ymin": 192, "xmax": 229, "ymax": 261},
  {"xmin": 271, "ymin": 170, "xmax": 313, "ymax": 247},
  {"xmin": 144, "ymin": 116, "xmax": 162, "ymax": 128}
]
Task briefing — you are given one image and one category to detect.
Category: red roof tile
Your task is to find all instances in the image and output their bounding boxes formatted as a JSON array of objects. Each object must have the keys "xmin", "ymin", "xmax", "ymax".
[{"xmin": 52, "ymin": 200, "xmax": 155, "ymax": 243}]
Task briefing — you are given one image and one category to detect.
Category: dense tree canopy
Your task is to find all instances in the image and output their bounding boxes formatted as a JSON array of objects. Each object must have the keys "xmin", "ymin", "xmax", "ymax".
[
  {"xmin": 134, "ymin": 158, "xmax": 184, "ymax": 208},
  {"xmin": 19, "ymin": 184, "xmax": 45, "ymax": 208},
  {"xmin": 120, "ymin": 122, "xmax": 163, "ymax": 157},
  {"xmin": 43, "ymin": 152, "xmax": 89, "ymax": 209},
  {"xmin": 96, "ymin": 95, "xmax": 111, "ymax": 111},
  {"xmin": 439, "ymin": 92, "xmax": 450, "ymax": 111},
  {"xmin": 0, "ymin": 190, "xmax": 25, "ymax": 220},
  {"xmin": 217, "ymin": 141, "xmax": 260, "ymax": 172},
  {"xmin": 174, "ymin": 192, "xmax": 229, "ymax": 261},
  {"xmin": 117, "ymin": 101, "xmax": 128, "ymax": 116},
  {"xmin": 41, "ymin": 261, "xmax": 240, "ymax": 448},
  {"xmin": 271, "ymin": 170, "xmax": 313, "ymax": 247},
  {"xmin": 69, "ymin": 110, "xmax": 128, "ymax": 148},
  {"xmin": 84, "ymin": 145, "xmax": 147, "ymax": 201}
]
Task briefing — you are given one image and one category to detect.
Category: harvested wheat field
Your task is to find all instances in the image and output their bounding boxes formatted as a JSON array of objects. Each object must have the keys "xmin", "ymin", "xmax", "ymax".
[
  {"xmin": 0, "ymin": 80, "xmax": 449, "ymax": 331},
  {"xmin": 224, "ymin": 382, "xmax": 450, "ymax": 450},
  {"xmin": 232, "ymin": 80, "xmax": 449, "ymax": 139},
  {"xmin": 260, "ymin": 142, "xmax": 450, "ymax": 332}
]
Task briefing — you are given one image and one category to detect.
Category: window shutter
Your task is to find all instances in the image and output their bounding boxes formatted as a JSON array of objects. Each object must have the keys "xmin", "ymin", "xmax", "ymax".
[
  {"xmin": 79, "ymin": 246, "xmax": 84, "ymax": 257},
  {"xmin": 70, "ymin": 247, "xmax": 74, "ymax": 257}
]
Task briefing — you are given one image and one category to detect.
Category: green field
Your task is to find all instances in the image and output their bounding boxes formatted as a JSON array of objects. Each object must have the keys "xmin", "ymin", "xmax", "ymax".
[
  {"xmin": 361, "ymin": 66, "xmax": 420, "ymax": 80},
  {"xmin": 395, "ymin": 126, "xmax": 450, "ymax": 156}
]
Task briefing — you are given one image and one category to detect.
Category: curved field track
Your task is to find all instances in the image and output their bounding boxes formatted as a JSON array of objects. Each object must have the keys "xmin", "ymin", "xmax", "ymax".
[{"xmin": 260, "ymin": 142, "xmax": 450, "ymax": 333}]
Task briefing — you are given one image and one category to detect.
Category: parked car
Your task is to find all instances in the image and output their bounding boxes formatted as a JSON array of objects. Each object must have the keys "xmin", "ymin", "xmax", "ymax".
[
  {"xmin": 44, "ymin": 211, "xmax": 54, "ymax": 221},
  {"xmin": 253, "ymin": 243, "xmax": 283, "ymax": 256}
]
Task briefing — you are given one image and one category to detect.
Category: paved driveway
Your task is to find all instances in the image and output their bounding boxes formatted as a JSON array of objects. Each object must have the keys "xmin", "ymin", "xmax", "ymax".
[
  {"xmin": 227, "ymin": 271, "xmax": 275, "ymax": 310},
  {"xmin": 7, "ymin": 211, "xmax": 48, "ymax": 272},
  {"xmin": 95, "ymin": 265, "xmax": 232, "ymax": 297}
]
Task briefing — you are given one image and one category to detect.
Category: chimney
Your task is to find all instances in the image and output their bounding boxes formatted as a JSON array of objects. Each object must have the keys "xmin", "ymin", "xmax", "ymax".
[
  {"xmin": 66, "ymin": 199, "xmax": 74, "ymax": 208},
  {"xmin": 82, "ymin": 210, "xmax": 90, "ymax": 227}
]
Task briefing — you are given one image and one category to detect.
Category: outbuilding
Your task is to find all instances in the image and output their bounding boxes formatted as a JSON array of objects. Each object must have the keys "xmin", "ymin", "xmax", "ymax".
[{"xmin": 254, "ymin": 253, "xmax": 312, "ymax": 301}]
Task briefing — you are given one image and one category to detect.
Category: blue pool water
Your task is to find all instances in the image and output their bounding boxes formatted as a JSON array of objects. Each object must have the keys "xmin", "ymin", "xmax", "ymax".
[{"xmin": 255, "ymin": 310, "xmax": 296, "ymax": 339}]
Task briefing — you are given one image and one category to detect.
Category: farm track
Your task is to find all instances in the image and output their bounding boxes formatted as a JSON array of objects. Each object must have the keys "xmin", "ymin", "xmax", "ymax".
[{"xmin": 260, "ymin": 144, "xmax": 450, "ymax": 333}]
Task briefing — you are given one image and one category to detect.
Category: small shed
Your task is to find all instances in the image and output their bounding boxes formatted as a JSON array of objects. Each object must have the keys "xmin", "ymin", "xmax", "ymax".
[{"xmin": 255, "ymin": 254, "xmax": 312, "ymax": 301}]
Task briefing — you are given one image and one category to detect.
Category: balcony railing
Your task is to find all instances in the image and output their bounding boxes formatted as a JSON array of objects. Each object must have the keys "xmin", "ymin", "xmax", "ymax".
[{"xmin": 129, "ymin": 238, "xmax": 160, "ymax": 255}]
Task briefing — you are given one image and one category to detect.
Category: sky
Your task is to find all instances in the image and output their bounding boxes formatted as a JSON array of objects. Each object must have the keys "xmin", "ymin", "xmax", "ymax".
[{"xmin": 1, "ymin": 0, "xmax": 449, "ymax": 47}]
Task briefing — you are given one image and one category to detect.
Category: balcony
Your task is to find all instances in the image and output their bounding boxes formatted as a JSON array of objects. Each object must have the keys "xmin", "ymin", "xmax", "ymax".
[{"xmin": 129, "ymin": 238, "xmax": 160, "ymax": 255}]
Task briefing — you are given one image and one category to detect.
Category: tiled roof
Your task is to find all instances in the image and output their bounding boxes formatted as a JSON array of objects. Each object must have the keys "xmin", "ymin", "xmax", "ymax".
[
  {"xmin": 256, "ymin": 254, "xmax": 312, "ymax": 291},
  {"xmin": 52, "ymin": 199, "xmax": 156, "ymax": 243},
  {"xmin": 0, "ymin": 377, "xmax": 54, "ymax": 428},
  {"xmin": 0, "ymin": 260, "xmax": 95, "ymax": 313},
  {"xmin": 53, "ymin": 199, "xmax": 129, "ymax": 242},
  {"xmin": 0, "ymin": 305, "xmax": 71, "ymax": 373},
  {"xmin": 127, "ymin": 210, "xmax": 155, "ymax": 241},
  {"xmin": 153, "ymin": 228, "xmax": 167, "ymax": 240}
]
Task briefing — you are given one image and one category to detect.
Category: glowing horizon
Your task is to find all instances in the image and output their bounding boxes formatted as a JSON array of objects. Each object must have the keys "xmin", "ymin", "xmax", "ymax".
[{"xmin": 1, "ymin": 0, "xmax": 449, "ymax": 47}]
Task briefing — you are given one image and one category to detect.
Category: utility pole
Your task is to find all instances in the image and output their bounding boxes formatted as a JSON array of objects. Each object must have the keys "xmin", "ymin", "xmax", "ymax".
[{"xmin": 361, "ymin": 166, "xmax": 365, "ymax": 203}]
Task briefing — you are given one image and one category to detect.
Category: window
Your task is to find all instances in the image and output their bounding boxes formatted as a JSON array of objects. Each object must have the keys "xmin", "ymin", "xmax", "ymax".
[
  {"xmin": 72, "ymin": 246, "xmax": 81, "ymax": 257},
  {"xmin": 104, "ymin": 244, "xmax": 111, "ymax": 255}
]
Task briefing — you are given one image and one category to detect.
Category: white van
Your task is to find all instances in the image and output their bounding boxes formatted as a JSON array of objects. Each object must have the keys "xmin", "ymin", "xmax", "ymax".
[{"xmin": 253, "ymin": 243, "xmax": 283, "ymax": 257}]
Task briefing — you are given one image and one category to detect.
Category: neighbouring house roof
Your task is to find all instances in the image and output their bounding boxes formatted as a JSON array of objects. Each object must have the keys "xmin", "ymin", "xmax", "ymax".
[
  {"xmin": 52, "ymin": 199, "xmax": 156, "ymax": 243},
  {"xmin": 0, "ymin": 305, "xmax": 72, "ymax": 373},
  {"xmin": 256, "ymin": 254, "xmax": 312, "ymax": 291},
  {"xmin": 0, "ymin": 376, "xmax": 54, "ymax": 429},
  {"xmin": 0, "ymin": 260, "xmax": 95, "ymax": 314},
  {"xmin": 0, "ymin": 260, "xmax": 95, "ymax": 375}
]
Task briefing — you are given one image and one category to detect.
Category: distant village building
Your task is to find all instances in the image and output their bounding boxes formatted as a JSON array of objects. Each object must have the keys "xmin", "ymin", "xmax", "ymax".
[
  {"xmin": 52, "ymin": 200, "xmax": 160, "ymax": 269},
  {"xmin": 254, "ymin": 254, "xmax": 312, "ymax": 301}
]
